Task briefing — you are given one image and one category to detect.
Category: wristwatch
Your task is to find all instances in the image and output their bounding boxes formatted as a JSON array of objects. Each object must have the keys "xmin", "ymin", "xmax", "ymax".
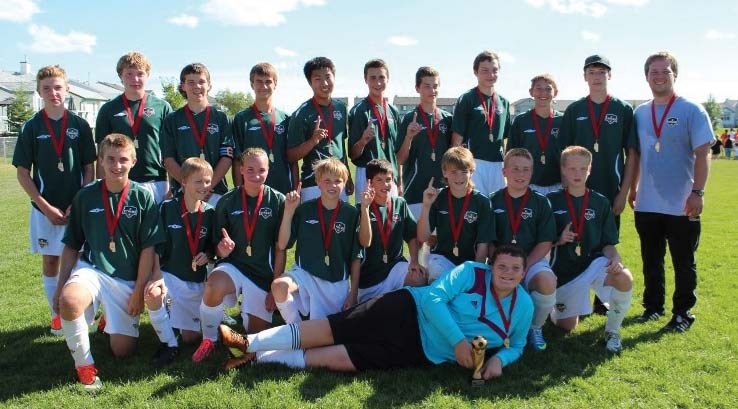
[{"xmin": 691, "ymin": 189, "xmax": 704, "ymax": 197}]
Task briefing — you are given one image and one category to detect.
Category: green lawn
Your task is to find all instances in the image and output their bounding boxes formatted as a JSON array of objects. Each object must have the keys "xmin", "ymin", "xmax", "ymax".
[{"xmin": 1, "ymin": 161, "xmax": 737, "ymax": 408}]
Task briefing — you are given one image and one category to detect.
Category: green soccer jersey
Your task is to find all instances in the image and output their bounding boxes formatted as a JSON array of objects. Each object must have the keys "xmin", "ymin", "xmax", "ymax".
[
  {"xmin": 559, "ymin": 96, "xmax": 638, "ymax": 202},
  {"xmin": 452, "ymin": 87, "xmax": 511, "ymax": 162},
  {"xmin": 63, "ymin": 180, "xmax": 164, "ymax": 281},
  {"xmin": 287, "ymin": 98, "xmax": 349, "ymax": 189},
  {"xmin": 95, "ymin": 94, "xmax": 172, "ymax": 182},
  {"xmin": 348, "ymin": 98, "xmax": 401, "ymax": 176},
  {"xmin": 507, "ymin": 110, "xmax": 564, "ymax": 187},
  {"xmin": 288, "ymin": 199, "xmax": 363, "ymax": 283},
  {"xmin": 232, "ymin": 107, "xmax": 292, "ymax": 194},
  {"xmin": 156, "ymin": 197, "xmax": 215, "ymax": 283},
  {"xmin": 213, "ymin": 185, "xmax": 285, "ymax": 292},
  {"xmin": 12, "ymin": 110, "xmax": 97, "ymax": 211},
  {"xmin": 397, "ymin": 107, "xmax": 452, "ymax": 204},
  {"xmin": 489, "ymin": 188, "xmax": 557, "ymax": 254},
  {"xmin": 429, "ymin": 188, "xmax": 494, "ymax": 264},
  {"xmin": 547, "ymin": 188, "xmax": 618, "ymax": 287},
  {"xmin": 160, "ymin": 106, "xmax": 234, "ymax": 195},
  {"xmin": 357, "ymin": 196, "xmax": 417, "ymax": 288}
]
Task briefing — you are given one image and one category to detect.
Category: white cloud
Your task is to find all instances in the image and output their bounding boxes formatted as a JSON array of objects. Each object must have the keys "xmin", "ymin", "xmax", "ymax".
[
  {"xmin": 387, "ymin": 36, "xmax": 418, "ymax": 47},
  {"xmin": 27, "ymin": 24, "xmax": 96, "ymax": 54},
  {"xmin": 497, "ymin": 51, "xmax": 516, "ymax": 63},
  {"xmin": 275, "ymin": 47, "xmax": 298, "ymax": 57},
  {"xmin": 201, "ymin": 0, "xmax": 326, "ymax": 26},
  {"xmin": 168, "ymin": 14, "xmax": 199, "ymax": 28},
  {"xmin": 0, "ymin": 0, "xmax": 39, "ymax": 22},
  {"xmin": 525, "ymin": 0, "xmax": 646, "ymax": 17},
  {"xmin": 705, "ymin": 29, "xmax": 736, "ymax": 40},
  {"xmin": 581, "ymin": 30, "xmax": 601, "ymax": 42}
]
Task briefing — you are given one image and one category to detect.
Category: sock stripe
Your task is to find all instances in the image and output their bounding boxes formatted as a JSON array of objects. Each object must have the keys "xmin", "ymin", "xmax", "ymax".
[{"xmin": 289, "ymin": 323, "xmax": 300, "ymax": 350}]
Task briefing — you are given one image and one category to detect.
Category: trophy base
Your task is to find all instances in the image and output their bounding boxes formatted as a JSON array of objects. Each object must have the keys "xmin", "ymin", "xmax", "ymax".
[{"xmin": 471, "ymin": 378, "xmax": 485, "ymax": 388}]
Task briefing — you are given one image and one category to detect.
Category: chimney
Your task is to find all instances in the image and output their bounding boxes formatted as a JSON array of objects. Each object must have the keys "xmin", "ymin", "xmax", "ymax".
[{"xmin": 20, "ymin": 57, "xmax": 30, "ymax": 75}]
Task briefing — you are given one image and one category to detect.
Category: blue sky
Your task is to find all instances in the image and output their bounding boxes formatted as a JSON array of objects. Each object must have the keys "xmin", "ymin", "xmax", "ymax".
[{"xmin": 2, "ymin": 0, "xmax": 737, "ymax": 111}]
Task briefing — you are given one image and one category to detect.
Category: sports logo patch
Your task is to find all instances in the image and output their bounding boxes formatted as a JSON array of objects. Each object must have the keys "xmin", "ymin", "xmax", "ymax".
[
  {"xmin": 667, "ymin": 117, "xmax": 678, "ymax": 126},
  {"xmin": 192, "ymin": 317, "xmax": 200, "ymax": 323},
  {"xmin": 231, "ymin": 210, "xmax": 244, "ymax": 216},
  {"xmin": 556, "ymin": 303, "xmax": 566, "ymax": 312},
  {"xmin": 334, "ymin": 222, "xmax": 346, "ymax": 234},
  {"xmin": 464, "ymin": 211, "xmax": 478, "ymax": 223},
  {"xmin": 439, "ymin": 123, "xmax": 448, "ymax": 134},
  {"xmin": 576, "ymin": 116, "xmax": 588, "ymax": 121},
  {"xmin": 114, "ymin": 111, "xmax": 127, "ymax": 117},
  {"xmin": 275, "ymin": 124, "xmax": 285, "ymax": 135},
  {"xmin": 123, "ymin": 206, "xmax": 139, "ymax": 219},
  {"xmin": 333, "ymin": 110, "xmax": 343, "ymax": 121},
  {"xmin": 306, "ymin": 219, "xmax": 319, "ymax": 224},
  {"xmin": 143, "ymin": 107, "xmax": 155, "ymax": 117},
  {"xmin": 584, "ymin": 208, "xmax": 595, "ymax": 221},
  {"xmin": 494, "ymin": 208, "xmax": 505, "ymax": 214},
  {"xmin": 207, "ymin": 123, "xmax": 219, "ymax": 135},
  {"xmin": 392, "ymin": 213, "xmax": 401, "ymax": 222},
  {"xmin": 551, "ymin": 128, "xmax": 560, "ymax": 138},
  {"xmin": 471, "ymin": 300, "xmax": 478, "ymax": 308},
  {"xmin": 36, "ymin": 134, "xmax": 51, "ymax": 140},
  {"xmin": 554, "ymin": 210, "xmax": 567, "ymax": 215},
  {"xmin": 439, "ymin": 210, "xmax": 449, "ymax": 215},
  {"xmin": 168, "ymin": 224, "xmax": 183, "ymax": 229},
  {"xmin": 178, "ymin": 125, "xmax": 190, "ymax": 131},
  {"xmin": 38, "ymin": 239, "xmax": 48, "ymax": 248},
  {"xmin": 259, "ymin": 208, "xmax": 273, "ymax": 219},
  {"xmin": 604, "ymin": 114, "xmax": 618, "ymax": 125},
  {"xmin": 521, "ymin": 208, "xmax": 533, "ymax": 220},
  {"xmin": 199, "ymin": 226, "xmax": 208, "ymax": 239},
  {"xmin": 66, "ymin": 128, "xmax": 79, "ymax": 139},
  {"xmin": 89, "ymin": 208, "xmax": 105, "ymax": 213},
  {"xmin": 524, "ymin": 129, "xmax": 536, "ymax": 134}
]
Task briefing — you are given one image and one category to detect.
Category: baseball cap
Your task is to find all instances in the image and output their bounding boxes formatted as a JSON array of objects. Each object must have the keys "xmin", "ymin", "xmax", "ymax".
[{"xmin": 583, "ymin": 55, "xmax": 611, "ymax": 70}]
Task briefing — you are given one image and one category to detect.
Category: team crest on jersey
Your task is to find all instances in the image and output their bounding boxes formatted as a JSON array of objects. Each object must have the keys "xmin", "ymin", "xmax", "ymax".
[
  {"xmin": 392, "ymin": 213, "xmax": 401, "ymax": 222},
  {"xmin": 143, "ymin": 107, "xmax": 155, "ymax": 117},
  {"xmin": 584, "ymin": 209, "xmax": 595, "ymax": 221},
  {"xmin": 38, "ymin": 239, "xmax": 48, "ymax": 248},
  {"xmin": 521, "ymin": 208, "xmax": 533, "ymax": 220},
  {"xmin": 168, "ymin": 224, "xmax": 183, "ymax": 230},
  {"xmin": 556, "ymin": 303, "xmax": 566, "ymax": 312},
  {"xmin": 667, "ymin": 117, "xmax": 678, "ymax": 126},
  {"xmin": 207, "ymin": 123, "xmax": 219, "ymax": 135},
  {"xmin": 306, "ymin": 219, "xmax": 319, "ymax": 224},
  {"xmin": 551, "ymin": 128, "xmax": 560, "ymax": 138},
  {"xmin": 604, "ymin": 114, "xmax": 618, "ymax": 125},
  {"xmin": 66, "ymin": 128, "xmax": 79, "ymax": 139},
  {"xmin": 259, "ymin": 208, "xmax": 273, "ymax": 219},
  {"xmin": 89, "ymin": 208, "xmax": 105, "ymax": 213},
  {"xmin": 334, "ymin": 222, "xmax": 346, "ymax": 234},
  {"xmin": 471, "ymin": 300, "xmax": 478, "ymax": 308},
  {"xmin": 123, "ymin": 206, "xmax": 139, "ymax": 219},
  {"xmin": 333, "ymin": 110, "xmax": 342, "ymax": 121},
  {"xmin": 275, "ymin": 124, "xmax": 285, "ymax": 135},
  {"xmin": 199, "ymin": 227, "xmax": 208, "ymax": 239},
  {"xmin": 464, "ymin": 211, "xmax": 478, "ymax": 223},
  {"xmin": 439, "ymin": 123, "xmax": 448, "ymax": 134}
]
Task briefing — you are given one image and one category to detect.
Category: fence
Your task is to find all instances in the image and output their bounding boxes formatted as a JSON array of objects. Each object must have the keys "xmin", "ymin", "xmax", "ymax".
[{"xmin": 0, "ymin": 137, "xmax": 17, "ymax": 164}]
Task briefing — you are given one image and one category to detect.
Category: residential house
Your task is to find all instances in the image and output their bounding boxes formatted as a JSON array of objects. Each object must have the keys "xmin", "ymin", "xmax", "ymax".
[{"xmin": 721, "ymin": 99, "xmax": 738, "ymax": 128}]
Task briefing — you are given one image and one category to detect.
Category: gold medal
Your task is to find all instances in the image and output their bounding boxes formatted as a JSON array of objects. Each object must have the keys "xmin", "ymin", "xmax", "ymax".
[
  {"xmin": 540, "ymin": 154, "xmax": 546, "ymax": 165},
  {"xmin": 324, "ymin": 254, "xmax": 330, "ymax": 265},
  {"xmin": 593, "ymin": 142, "xmax": 599, "ymax": 152},
  {"xmin": 134, "ymin": 138, "xmax": 139, "ymax": 149},
  {"xmin": 453, "ymin": 244, "xmax": 459, "ymax": 257},
  {"xmin": 381, "ymin": 140, "xmax": 386, "ymax": 151},
  {"xmin": 199, "ymin": 151, "xmax": 205, "ymax": 160},
  {"xmin": 269, "ymin": 152, "xmax": 275, "ymax": 162},
  {"xmin": 431, "ymin": 152, "xmax": 436, "ymax": 162},
  {"xmin": 57, "ymin": 159, "xmax": 64, "ymax": 172},
  {"xmin": 382, "ymin": 253, "xmax": 388, "ymax": 263},
  {"xmin": 511, "ymin": 237, "xmax": 517, "ymax": 244},
  {"xmin": 246, "ymin": 245, "xmax": 252, "ymax": 256},
  {"xmin": 109, "ymin": 239, "xmax": 116, "ymax": 253},
  {"xmin": 191, "ymin": 260, "xmax": 197, "ymax": 271},
  {"xmin": 575, "ymin": 244, "xmax": 581, "ymax": 256},
  {"xmin": 489, "ymin": 132, "xmax": 494, "ymax": 142},
  {"xmin": 504, "ymin": 337, "xmax": 510, "ymax": 348},
  {"xmin": 655, "ymin": 141, "xmax": 661, "ymax": 152}
]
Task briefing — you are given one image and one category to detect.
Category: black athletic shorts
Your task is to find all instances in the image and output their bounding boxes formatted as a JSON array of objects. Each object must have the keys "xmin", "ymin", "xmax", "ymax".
[{"xmin": 328, "ymin": 289, "xmax": 432, "ymax": 371}]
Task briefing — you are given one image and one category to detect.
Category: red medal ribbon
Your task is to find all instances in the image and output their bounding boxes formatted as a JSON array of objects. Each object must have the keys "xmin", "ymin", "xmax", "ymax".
[
  {"xmin": 531, "ymin": 110, "xmax": 554, "ymax": 154},
  {"xmin": 503, "ymin": 188, "xmax": 531, "ymax": 241},
  {"xmin": 240, "ymin": 185, "xmax": 264, "ymax": 249},
  {"xmin": 370, "ymin": 199, "xmax": 393, "ymax": 255},
  {"xmin": 417, "ymin": 105, "xmax": 439, "ymax": 151},
  {"xmin": 252, "ymin": 105, "xmax": 275, "ymax": 151},
  {"xmin": 564, "ymin": 188, "xmax": 590, "ymax": 248},
  {"xmin": 586, "ymin": 95, "xmax": 611, "ymax": 142},
  {"xmin": 476, "ymin": 88, "xmax": 497, "ymax": 133},
  {"xmin": 317, "ymin": 198, "xmax": 342, "ymax": 255},
  {"xmin": 476, "ymin": 268, "xmax": 517, "ymax": 343},
  {"xmin": 311, "ymin": 98, "xmax": 334, "ymax": 144},
  {"xmin": 179, "ymin": 197, "xmax": 204, "ymax": 258},
  {"xmin": 101, "ymin": 179, "xmax": 131, "ymax": 240},
  {"xmin": 184, "ymin": 105, "xmax": 212, "ymax": 154},
  {"xmin": 447, "ymin": 189, "xmax": 472, "ymax": 249},
  {"xmin": 121, "ymin": 93, "xmax": 148, "ymax": 138},
  {"xmin": 41, "ymin": 109, "xmax": 68, "ymax": 162},
  {"xmin": 651, "ymin": 94, "xmax": 677, "ymax": 139},
  {"xmin": 367, "ymin": 96, "xmax": 388, "ymax": 144}
]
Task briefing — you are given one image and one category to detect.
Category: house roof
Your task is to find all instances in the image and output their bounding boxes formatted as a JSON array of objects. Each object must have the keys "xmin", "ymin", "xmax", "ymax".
[
  {"xmin": 68, "ymin": 80, "xmax": 108, "ymax": 100},
  {"xmin": 392, "ymin": 96, "xmax": 456, "ymax": 106}
]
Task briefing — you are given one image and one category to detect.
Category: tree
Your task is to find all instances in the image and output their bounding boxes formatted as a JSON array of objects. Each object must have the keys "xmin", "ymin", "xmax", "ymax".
[
  {"xmin": 703, "ymin": 94, "xmax": 723, "ymax": 130},
  {"xmin": 214, "ymin": 89, "xmax": 254, "ymax": 118},
  {"xmin": 161, "ymin": 77, "xmax": 185, "ymax": 110},
  {"xmin": 7, "ymin": 85, "xmax": 35, "ymax": 134}
]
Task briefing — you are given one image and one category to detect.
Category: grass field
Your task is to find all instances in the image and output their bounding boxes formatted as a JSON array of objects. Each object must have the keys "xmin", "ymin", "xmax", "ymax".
[{"xmin": 1, "ymin": 160, "xmax": 737, "ymax": 408}]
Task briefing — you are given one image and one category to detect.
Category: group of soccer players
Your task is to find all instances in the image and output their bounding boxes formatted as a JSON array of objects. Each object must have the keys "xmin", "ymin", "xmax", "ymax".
[{"xmin": 13, "ymin": 49, "xmax": 712, "ymax": 391}]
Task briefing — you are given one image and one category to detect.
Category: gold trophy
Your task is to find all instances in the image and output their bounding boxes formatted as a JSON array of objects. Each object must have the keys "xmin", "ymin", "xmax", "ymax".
[{"xmin": 471, "ymin": 335, "xmax": 488, "ymax": 387}]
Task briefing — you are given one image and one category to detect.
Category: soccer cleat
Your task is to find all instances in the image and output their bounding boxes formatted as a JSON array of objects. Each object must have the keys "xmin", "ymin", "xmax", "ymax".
[
  {"xmin": 662, "ymin": 312, "xmax": 695, "ymax": 333},
  {"xmin": 527, "ymin": 327, "xmax": 547, "ymax": 351},
  {"xmin": 152, "ymin": 343, "xmax": 179, "ymax": 368},
  {"xmin": 221, "ymin": 312, "xmax": 237, "ymax": 326},
  {"xmin": 635, "ymin": 309, "xmax": 663, "ymax": 323},
  {"xmin": 219, "ymin": 324, "xmax": 249, "ymax": 357},
  {"xmin": 223, "ymin": 352, "xmax": 256, "ymax": 371},
  {"xmin": 75, "ymin": 364, "xmax": 102, "ymax": 391},
  {"xmin": 50, "ymin": 315, "xmax": 63, "ymax": 336},
  {"xmin": 605, "ymin": 331, "xmax": 623, "ymax": 353},
  {"xmin": 192, "ymin": 338, "xmax": 216, "ymax": 363}
]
